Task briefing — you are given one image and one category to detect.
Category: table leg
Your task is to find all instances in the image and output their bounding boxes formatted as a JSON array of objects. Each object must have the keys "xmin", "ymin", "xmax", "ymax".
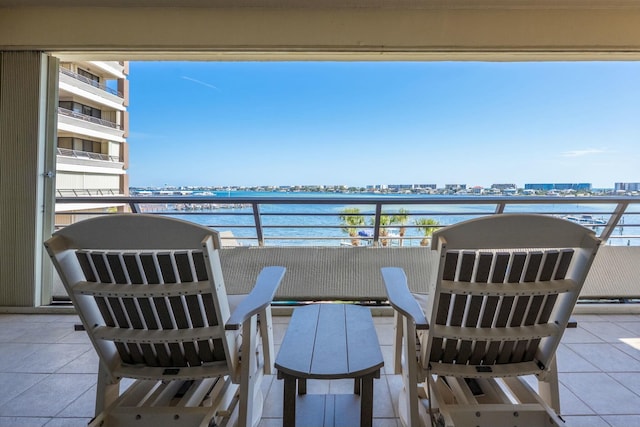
[
  {"xmin": 298, "ymin": 378, "xmax": 307, "ymax": 395},
  {"xmin": 283, "ymin": 374, "xmax": 297, "ymax": 427},
  {"xmin": 360, "ymin": 373, "xmax": 376, "ymax": 427}
]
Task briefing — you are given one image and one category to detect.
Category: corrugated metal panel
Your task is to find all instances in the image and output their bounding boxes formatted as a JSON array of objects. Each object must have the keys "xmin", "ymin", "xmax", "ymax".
[{"xmin": 0, "ymin": 52, "xmax": 47, "ymax": 306}]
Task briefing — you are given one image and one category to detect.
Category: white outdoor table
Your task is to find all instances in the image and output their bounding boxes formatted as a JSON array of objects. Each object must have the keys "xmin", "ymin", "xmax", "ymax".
[{"xmin": 275, "ymin": 304, "xmax": 384, "ymax": 427}]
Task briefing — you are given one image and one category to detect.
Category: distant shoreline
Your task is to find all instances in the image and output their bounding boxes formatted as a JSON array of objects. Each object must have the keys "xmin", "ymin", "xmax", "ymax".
[{"xmin": 130, "ymin": 185, "xmax": 631, "ymax": 197}]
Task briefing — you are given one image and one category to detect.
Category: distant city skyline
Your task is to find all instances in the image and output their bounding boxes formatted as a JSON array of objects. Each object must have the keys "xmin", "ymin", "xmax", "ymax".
[{"xmin": 127, "ymin": 61, "xmax": 640, "ymax": 189}]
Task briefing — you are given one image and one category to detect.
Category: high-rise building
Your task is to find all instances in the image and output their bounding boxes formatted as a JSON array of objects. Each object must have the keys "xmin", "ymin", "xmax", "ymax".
[
  {"xmin": 55, "ymin": 61, "xmax": 129, "ymax": 224},
  {"xmin": 615, "ymin": 182, "xmax": 640, "ymax": 192},
  {"xmin": 524, "ymin": 183, "xmax": 591, "ymax": 191}
]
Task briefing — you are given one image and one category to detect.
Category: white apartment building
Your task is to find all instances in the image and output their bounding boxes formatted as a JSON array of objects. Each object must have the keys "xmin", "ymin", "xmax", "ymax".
[{"xmin": 56, "ymin": 61, "xmax": 129, "ymax": 223}]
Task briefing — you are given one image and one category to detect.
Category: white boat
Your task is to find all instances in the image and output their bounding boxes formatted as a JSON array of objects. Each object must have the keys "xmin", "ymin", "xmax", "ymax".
[{"xmin": 563, "ymin": 215, "xmax": 606, "ymax": 226}]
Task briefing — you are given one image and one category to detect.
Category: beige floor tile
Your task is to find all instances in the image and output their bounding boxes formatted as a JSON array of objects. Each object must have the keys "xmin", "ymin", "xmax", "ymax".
[
  {"xmin": 564, "ymin": 343, "xmax": 640, "ymax": 372},
  {"xmin": 561, "ymin": 372, "xmax": 640, "ymax": 415}
]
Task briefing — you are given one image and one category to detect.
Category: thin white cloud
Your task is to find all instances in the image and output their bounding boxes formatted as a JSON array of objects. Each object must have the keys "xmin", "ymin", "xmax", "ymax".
[
  {"xmin": 181, "ymin": 76, "xmax": 220, "ymax": 91},
  {"xmin": 561, "ymin": 148, "xmax": 606, "ymax": 157}
]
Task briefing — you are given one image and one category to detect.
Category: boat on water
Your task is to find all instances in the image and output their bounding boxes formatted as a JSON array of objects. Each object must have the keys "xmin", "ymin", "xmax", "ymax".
[{"xmin": 562, "ymin": 214, "xmax": 607, "ymax": 226}]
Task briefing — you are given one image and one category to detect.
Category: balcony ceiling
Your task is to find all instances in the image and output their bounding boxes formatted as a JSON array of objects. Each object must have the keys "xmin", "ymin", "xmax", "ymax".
[
  {"xmin": 1, "ymin": 0, "xmax": 639, "ymax": 8},
  {"xmin": 3, "ymin": 0, "xmax": 640, "ymax": 61}
]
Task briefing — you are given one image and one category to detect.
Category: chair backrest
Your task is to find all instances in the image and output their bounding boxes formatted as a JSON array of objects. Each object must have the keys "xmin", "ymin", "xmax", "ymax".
[
  {"xmin": 44, "ymin": 214, "xmax": 238, "ymax": 381},
  {"xmin": 425, "ymin": 214, "xmax": 600, "ymax": 378}
]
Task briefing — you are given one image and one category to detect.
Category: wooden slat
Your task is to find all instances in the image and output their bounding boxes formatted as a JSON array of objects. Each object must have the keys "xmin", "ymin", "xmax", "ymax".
[
  {"xmin": 275, "ymin": 304, "xmax": 319, "ymax": 376},
  {"xmin": 479, "ymin": 295, "xmax": 499, "ymax": 328},
  {"xmin": 538, "ymin": 294, "xmax": 558, "ymax": 325},
  {"xmin": 435, "ymin": 293, "xmax": 451, "ymax": 326},
  {"xmin": 495, "ymin": 296, "xmax": 514, "ymax": 327},
  {"xmin": 189, "ymin": 253, "xmax": 214, "ymax": 362},
  {"xmin": 448, "ymin": 251, "xmax": 474, "ymax": 364},
  {"xmin": 94, "ymin": 325, "xmax": 225, "ymax": 343},
  {"xmin": 345, "ymin": 305, "xmax": 384, "ymax": 375},
  {"xmin": 525, "ymin": 295, "xmax": 545, "ymax": 326},
  {"xmin": 511, "ymin": 339, "xmax": 529, "ymax": 363},
  {"xmin": 172, "ymin": 252, "xmax": 203, "ymax": 367},
  {"xmin": 312, "ymin": 305, "xmax": 349, "ymax": 375},
  {"xmin": 539, "ymin": 250, "xmax": 559, "ymax": 281},
  {"xmin": 91, "ymin": 252, "xmax": 112, "ymax": 283},
  {"xmin": 123, "ymin": 253, "xmax": 143, "ymax": 284},
  {"xmin": 491, "ymin": 252, "xmax": 510, "ymax": 283},
  {"xmin": 484, "ymin": 341, "xmax": 501, "ymax": 365},
  {"xmin": 76, "ymin": 251, "xmax": 97, "ymax": 282},
  {"xmin": 475, "ymin": 252, "xmax": 493, "ymax": 283},
  {"xmin": 443, "ymin": 251, "xmax": 458, "ymax": 281},
  {"xmin": 442, "ymin": 337, "xmax": 459, "ymax": 364},
  {"xmin": 523, "ymin": 252, "xmax": 543, "ymax": 282},
  {"xmin": 74, "ymin": 280, "xmax": 213, "ymax": 297},
  {"xmin": 450, "ymin": 294, "xmax": 467, "ymax": 326},
  {"xmin": 468, "ymin": 340, "xmax": 486, "ymax": 365},
  {"xmin": 157, "ymin": 252, "xmax": 177, "ymax": 283},
  {"xmin": 107, "ymin": 253, "xmax": 127, "ymax": 284},
  {"xmin": 428, "ymin": 322, "xmax": 559, "ymax": 341},
  {"xmin": 555, "ymin": 249, "xmax": 574, "ymax": 279},
  {"xmin": 497, "ymin": 341, "xmax": 515, "ymax": 364},
  {"xmin": 140, "ymin": 253, "xmax": 160, "ymax": 284},
  {"xmin": 457, "ymin": 340, "xmax": 473, "ymax": 364},
  {"xmin": 175, "ymin": 251, "xmax": 194, "ymax": 282},
  {"xmin": 458, "ymin": 251, "xmax": 475, "ymax": 282},
  {"xmin": 122, "ymin": 253, "xmax": 159, "ymax": 365},
  {"xmin": 511, "ymin": 296, "xmax": 529, "ymax": 327},
  {"xmin": 429, "ymin": 337, "xmax": 444, "ymax": 363},
  {"xmin": 439, "ymin": 278, "xmax": 577, "ymax": 297},
  {"xmin": 508, "ymin": 252, "xmax": 527, "ymax": 283},
  {"xmin": 193, "ymin": 251, "xmax": 208, "ymax": 281}
]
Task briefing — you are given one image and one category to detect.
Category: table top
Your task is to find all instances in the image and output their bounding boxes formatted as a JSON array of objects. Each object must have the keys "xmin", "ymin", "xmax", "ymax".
[{"xmin": 275, "ymin": 304, "xmax": 384, "ymax": 379}]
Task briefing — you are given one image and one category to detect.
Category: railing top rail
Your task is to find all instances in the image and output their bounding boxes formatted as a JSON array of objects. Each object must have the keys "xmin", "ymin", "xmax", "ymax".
[{"xmin": 54, "ymin": 195, "xmax": 640, "ymax": 205}]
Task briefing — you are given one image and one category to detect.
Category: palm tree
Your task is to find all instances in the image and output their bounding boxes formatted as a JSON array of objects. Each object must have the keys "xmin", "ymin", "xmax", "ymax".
[
  {"xmin": 339, "ymin": 208, "xmax": 365, "ymax": 246},
  {"xmin": 392, "ymin": 208, "xmax": 410, "ymax": 246},
  {"xmin": 414, "ymin": 217, "xmax": 440, "ymax": 246},
  {"xmin": 371, "ymin": 214, "xmax": 393, "ymax": 246}
]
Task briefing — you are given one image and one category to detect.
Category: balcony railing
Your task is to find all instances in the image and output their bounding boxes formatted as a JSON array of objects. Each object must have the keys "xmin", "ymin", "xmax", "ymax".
[
  {"xmin": 54, "ymin": 195, "xmax": 640, "ymax": 247},
  {"xmin": 59, "ymin": 66, "xmax": 124, "ymax": 97},
  {"xmin": 56, "ymin": 189, "xmax": 122, "ymax": 197},
  {"xmin": 56, "ymin": 147, "xmax": 120, "ymax": 162},
  {"xmin": 57, "ymin": 107, "xmax": 121, "ymax": 130}
]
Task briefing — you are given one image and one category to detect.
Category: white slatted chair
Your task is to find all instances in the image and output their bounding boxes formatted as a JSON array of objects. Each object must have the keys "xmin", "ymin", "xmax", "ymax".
[
  {"xmin": 44, "ymin": 214, "xmax": 285, "ymax": 427},
  {"xmin": 382, "ymin": 214, "xmax": 600, "ymax": 427}
]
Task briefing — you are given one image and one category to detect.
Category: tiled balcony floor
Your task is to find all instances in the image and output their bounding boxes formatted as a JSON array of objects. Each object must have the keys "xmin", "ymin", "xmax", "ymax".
[{"xmin": 0, "ymin": 311, "xmax": 639, "ymax": 427}]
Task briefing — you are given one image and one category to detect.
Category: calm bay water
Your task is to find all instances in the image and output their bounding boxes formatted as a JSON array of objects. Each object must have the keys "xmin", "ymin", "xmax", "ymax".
[{"xmin": 157, "ymin": 191, "xmax": 638, "ymax": 246}]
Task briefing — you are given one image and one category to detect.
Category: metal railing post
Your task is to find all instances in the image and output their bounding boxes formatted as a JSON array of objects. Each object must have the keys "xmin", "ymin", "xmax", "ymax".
[{"xmin": 252, "ymin": 203, "xmax": 265, "ymax": 246}]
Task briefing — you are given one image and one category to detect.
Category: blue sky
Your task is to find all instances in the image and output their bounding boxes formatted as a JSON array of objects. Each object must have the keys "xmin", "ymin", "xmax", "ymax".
[{"xmin": 127, "ymin": 61, "xmax": 640, "ymax": 188}]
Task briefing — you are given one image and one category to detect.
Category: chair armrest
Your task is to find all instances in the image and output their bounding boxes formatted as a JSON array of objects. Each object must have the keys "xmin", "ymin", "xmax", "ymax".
[
  {"xmin": 381, "ymin": 267, "xmax": 429, "ymax": 330},
  {"xmin": 225, "ymin": 266, "xmax": 286, "ymax": 330}
]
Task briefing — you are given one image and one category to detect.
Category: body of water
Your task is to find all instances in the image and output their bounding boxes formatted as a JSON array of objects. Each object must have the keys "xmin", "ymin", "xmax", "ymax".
[{"xmin": 146, "ymin": 191, "xmax": 639, "ymax": 246}]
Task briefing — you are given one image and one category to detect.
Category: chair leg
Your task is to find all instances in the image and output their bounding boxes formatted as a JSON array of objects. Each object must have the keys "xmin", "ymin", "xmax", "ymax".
[
  {"xmin": 95, "ymin": 361, "xmax": 120, "ymax": 417},
  {"xmin": 394, "ymin": 310, "xmax": 403, "ymax": 375},
  {"xmin": 238, "ymin": 315, "xmax": 263, "ymax": 427},
  {"xmin": 397, "ymin": 316, "xmax": 427, "ymax": 427},
  {"xmin": 538, "ymin": 356, "xmax": 561, "ymax": 414},
  {"xmin": 259, "ymin": 306, "xmax": 275, "ymax": 375}
]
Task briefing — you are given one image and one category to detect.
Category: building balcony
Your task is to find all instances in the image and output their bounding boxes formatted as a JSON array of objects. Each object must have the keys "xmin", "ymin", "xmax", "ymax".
[
  {"xmin": 2, "ymin": 195, "xmax": 640, "ymax": 425},
  {"xmin": 56, "ymin": 147, "xmax": 121, "ymax": 164},
  {"xmin": 57, "ymin": 107, "xmax": 125, "ymax": 143},
  {"xmin": 58, "ymin": 68, "xmax": 126, "ymax": 112},
  {"xmin": 59, "ymin": 67, "xmax": 123, "ymax": 98}
]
